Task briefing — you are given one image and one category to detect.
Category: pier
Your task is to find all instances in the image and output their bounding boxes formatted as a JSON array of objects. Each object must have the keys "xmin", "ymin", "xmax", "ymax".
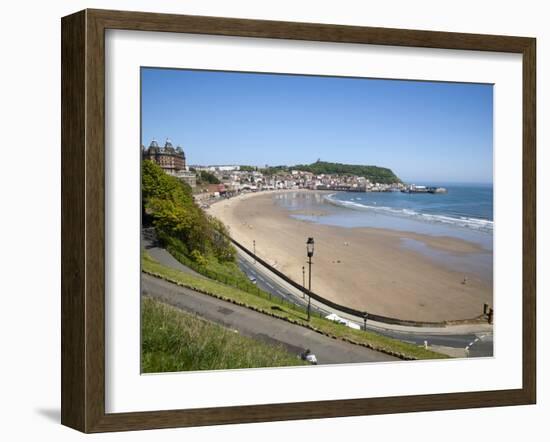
[{"xmin": 401, "ymin": 185, "xmax": 447, "ymax": 194}]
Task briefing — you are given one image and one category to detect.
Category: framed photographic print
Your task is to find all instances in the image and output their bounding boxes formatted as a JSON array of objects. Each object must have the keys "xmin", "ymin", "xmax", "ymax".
[{"xmin": 61, "ymin": 9, "xmax": 536, "ymax": 433}]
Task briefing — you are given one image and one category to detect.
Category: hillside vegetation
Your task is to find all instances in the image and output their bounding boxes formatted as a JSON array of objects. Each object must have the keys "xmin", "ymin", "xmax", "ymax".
[
  {"xmin": 143, "ymin": 159, "xmax": 288, "ymax": 299},
  {"xmin": 142, "ymin": 297, "xmax": 307, "ymax": 372},
  {"xmin": 293, "ymin": 161, "xmax": 401, "ymax": 184},
  {"xmin": 196, "ymin": 169, "xmax": 221, "ymax": 185},
  {"xmin": 258, "ymin": 161, "xmax": 401, "ymax": 184},
  {"xmin": 142, "ymin": 160, "xmax": 234, "ymax": 260}
]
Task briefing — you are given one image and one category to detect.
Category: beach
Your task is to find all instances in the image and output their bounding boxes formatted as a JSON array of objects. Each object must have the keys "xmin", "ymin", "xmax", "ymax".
[{"xmin": 207, "ymin": 190, "xmax": 492, "ymax": 322}]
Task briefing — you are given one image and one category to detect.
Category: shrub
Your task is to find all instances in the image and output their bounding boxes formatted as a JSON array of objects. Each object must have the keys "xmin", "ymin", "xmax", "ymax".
[{"xmin": 190, "ymin": 249, "xmax": 208, "ymax": 267}]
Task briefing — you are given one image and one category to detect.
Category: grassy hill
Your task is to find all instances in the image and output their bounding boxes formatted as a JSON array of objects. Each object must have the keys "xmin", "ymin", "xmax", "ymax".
[
  {"xmin": 142, "ymin": 297, "xmax": 307, "ymax": 372},
  {"xmin": 292, "ymin": 161, "xmax": 401, "ymax": 184},
  {"xmin": 142, "ymin": 160, "xmax": 256, "ymax": 290},
  {"xmin": 259, "ymin": 161, "xmax": 401, "ymax": 184}
]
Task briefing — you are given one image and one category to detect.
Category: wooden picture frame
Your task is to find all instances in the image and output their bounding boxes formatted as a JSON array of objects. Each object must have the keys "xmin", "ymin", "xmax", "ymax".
[{"xmin": 61, "ymin": 8, "xmax": 536, "ymax": 433}]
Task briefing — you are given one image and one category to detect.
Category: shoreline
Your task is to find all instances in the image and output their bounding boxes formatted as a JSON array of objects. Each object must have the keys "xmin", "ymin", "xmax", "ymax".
[{"xmin": 207, "ymin": 190, "xmax": 492, "ymax": 322}]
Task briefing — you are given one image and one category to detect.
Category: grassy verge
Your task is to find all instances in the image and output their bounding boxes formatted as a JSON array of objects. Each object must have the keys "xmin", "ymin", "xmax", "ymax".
[
  {"xmin": 161, "ymin": 232, "xmax": 259, "ymax": 293},
  {"xmin": 142, "ymin": 251, "xmax": 448, "ymax": 361},
  {"xmin": 142, "ymin": 297, "xmax": 307, "ymax": 373}
]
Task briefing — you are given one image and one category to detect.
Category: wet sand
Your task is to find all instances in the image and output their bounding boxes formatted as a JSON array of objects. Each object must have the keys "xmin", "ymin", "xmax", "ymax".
[{"xmin": 207, "ymin": 190, "xmax": 492, "ymax": 322}]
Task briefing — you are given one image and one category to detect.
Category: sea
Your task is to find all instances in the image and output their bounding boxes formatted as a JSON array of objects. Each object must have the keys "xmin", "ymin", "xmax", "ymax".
[{"xmin": 274, "ymin": 184, "xmax": 494, "ymax": 281}]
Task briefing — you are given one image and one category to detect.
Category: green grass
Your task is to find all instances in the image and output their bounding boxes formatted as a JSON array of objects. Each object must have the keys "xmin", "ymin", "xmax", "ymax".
[
  {"xmin": 143, "ymin": 250, "xmax": 308, "ymax": 318},
  {"xmin": 142, "ymin": 251, "xmax": 448, "ymax": 361},
  {"xmin": 142, "ymin": 297, "xmax": 308, "ymax": 373},
  {"xmin": 161, "ymin": 233, "xmax": 259, "ymax": 293}
]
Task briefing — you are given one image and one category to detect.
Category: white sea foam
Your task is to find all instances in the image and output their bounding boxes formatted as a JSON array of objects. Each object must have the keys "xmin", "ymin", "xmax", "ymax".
[{"xmin": 324, "ymin": 194, "xmax": 494, "ymax": 232}]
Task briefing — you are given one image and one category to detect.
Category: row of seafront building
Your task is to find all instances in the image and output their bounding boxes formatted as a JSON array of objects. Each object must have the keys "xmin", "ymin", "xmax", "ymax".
[
  {"xmin": 142, "ymin": 139, "xmax": 443, "ymax": 204},
  {"xmin": 192, "ymin": 165, "xmax": 406, "ymax": 196},
  {"xmin": 189, "ymin": 167, "xmax": 409, "ymax": 207},
  {"xmin": 194, "ymin": 167, "xmax": 448, "ymax": 196}
]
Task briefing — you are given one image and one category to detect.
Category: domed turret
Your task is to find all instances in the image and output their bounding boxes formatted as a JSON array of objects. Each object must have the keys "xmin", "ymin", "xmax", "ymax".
[
  {"xmin": 164, "ymin": 139, "xmax": 175, "ymax": 153},
  {"xmin": 148, "ymin": 139, "xmax": 159, "ymax": 153}
]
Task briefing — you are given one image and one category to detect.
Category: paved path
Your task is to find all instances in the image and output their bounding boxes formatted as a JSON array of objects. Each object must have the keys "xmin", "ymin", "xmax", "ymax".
[
  {"xmin": 142, "ymin": 274, "xmax": 398, "ymax": 365},
  {"xmin": 142, "ymin": 228, "xmax": 204, "ymax": 279}
]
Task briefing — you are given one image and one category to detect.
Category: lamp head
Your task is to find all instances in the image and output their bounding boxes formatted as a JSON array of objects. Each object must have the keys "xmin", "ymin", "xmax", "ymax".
[{"xmin": 306, "ymin": 237, "xmax": 315, "ymax": 257}]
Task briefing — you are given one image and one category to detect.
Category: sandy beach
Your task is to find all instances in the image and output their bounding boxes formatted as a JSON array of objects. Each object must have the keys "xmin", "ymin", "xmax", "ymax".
[{"xmin": 207, "ymin": 190, "xmax": 492, "ymax": 322}]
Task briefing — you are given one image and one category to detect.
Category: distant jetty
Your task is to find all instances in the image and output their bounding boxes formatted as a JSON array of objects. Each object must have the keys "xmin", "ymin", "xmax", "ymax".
[{"xmin": 401, "ymin": 185, "xmax": 447, "ymax": 194}]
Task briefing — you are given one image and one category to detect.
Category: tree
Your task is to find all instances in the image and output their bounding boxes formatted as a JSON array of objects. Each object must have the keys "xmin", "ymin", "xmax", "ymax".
[
  {"xmin": 198, "ymin": 170, "xmax": 221, "ymax": 184},
  {"xmin": 142, "ymin": 160, "xmax": 235, "ymax": 262}
]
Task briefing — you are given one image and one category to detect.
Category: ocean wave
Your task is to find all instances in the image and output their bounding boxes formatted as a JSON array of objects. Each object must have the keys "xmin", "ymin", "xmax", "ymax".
[{"xmin": 324, "ymin": 195, "xmax": 493, "ymax": 232}]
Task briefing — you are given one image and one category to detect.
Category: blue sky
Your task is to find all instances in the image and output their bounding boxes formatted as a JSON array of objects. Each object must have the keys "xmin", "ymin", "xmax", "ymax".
[{"xmin": 141, "ymin": 68, "xmax": 493, "ymax": 183}]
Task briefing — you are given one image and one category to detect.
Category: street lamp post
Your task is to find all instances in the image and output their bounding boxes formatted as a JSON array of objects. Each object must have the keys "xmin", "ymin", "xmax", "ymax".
[
  {"xmin": 306, "ymin": 237, "xmax": 315, "ymax": 321},
  {"xmin": 302, "ymin": 266, "xmax": 305, "ymax": 299}
]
